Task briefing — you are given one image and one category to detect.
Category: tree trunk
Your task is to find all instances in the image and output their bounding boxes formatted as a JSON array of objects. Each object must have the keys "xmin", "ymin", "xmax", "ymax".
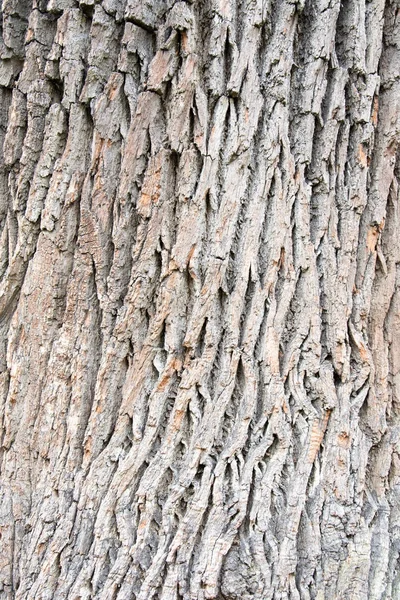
[{"xmin": 0, "ymin": 0, "xmax": 399, "ymax": 598}]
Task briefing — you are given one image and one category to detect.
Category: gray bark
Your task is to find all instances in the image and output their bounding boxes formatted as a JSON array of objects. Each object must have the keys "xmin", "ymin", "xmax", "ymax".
[{"xmin": 0, "ymin": 0, "xmax": 399, "ymax": 599}]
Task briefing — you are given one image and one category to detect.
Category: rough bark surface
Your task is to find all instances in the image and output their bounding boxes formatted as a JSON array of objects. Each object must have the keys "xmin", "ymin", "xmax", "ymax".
[{"xmin": 0, "ymin": 0, "xmax": 400, "ymax": 599}]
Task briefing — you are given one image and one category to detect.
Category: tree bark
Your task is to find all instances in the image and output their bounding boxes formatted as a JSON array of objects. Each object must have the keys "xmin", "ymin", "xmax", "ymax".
[{"xmin": 0, "ymin": 0, "xmax": 399, "ymax": 598}]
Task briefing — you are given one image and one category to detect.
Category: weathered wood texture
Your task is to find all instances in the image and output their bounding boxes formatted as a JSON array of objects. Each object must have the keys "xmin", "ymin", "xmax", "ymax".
[{"xmin": 0, "ymin": 0, "xmax": 399, "ymax": 598}]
